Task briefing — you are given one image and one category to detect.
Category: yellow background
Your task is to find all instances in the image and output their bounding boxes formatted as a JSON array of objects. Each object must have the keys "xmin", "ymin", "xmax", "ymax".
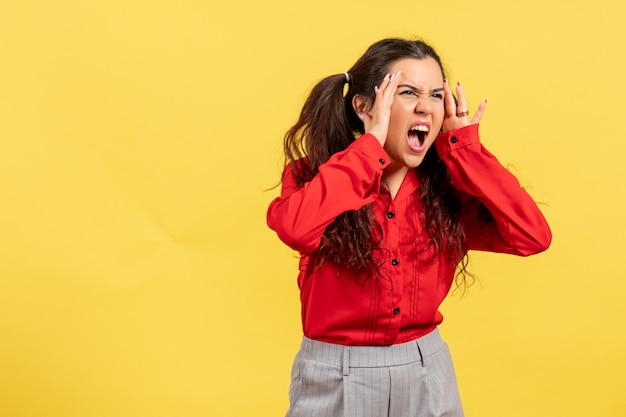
[{"xmin": 1, "ymin": 0, "xmax": 625, "ymax": 416}]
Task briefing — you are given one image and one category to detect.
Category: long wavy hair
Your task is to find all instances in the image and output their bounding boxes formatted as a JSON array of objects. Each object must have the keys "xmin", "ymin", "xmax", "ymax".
[{"xmin": 283, "ymin": 38, "xmax": 481, "ymax": 288}]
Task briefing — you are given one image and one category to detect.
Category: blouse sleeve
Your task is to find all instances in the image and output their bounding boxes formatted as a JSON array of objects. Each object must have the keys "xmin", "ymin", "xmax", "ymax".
[
  {"xmin": 435, "ymin": 124, "xmax": 552, "ymax": 256},
  {"xmin": 267, "ymin": 133, "xmax": 389, "ymax": 254}
]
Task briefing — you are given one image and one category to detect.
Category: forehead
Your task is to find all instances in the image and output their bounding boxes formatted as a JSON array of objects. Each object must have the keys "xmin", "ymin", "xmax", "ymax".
[{"xmin": 388, "ymin": 57, "xmax": 443, "ymax": 85}]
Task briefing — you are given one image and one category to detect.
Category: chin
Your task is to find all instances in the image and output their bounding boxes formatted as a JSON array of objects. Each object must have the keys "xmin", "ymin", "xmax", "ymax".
[{"xmin": 404, "ymin": 155, "xmax": 427, "ymax": 168}]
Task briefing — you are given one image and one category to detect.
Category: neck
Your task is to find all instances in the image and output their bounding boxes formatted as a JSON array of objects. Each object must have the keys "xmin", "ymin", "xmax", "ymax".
[{"xmin": 383, "ymin": 163, "xmax": 409, "ymax": 199}]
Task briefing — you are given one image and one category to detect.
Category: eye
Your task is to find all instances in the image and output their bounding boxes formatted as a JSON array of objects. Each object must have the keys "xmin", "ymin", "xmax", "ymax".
[
  {"xmin": 399, "ymin": 90, "xmax": 417, "ymax": 97},
  {"xmin": 430, "ymin": 93, "xmax": 443, "ymax": 100}
]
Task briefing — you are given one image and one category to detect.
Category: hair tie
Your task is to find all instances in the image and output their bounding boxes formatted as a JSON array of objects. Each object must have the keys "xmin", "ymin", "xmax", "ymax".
[{"xmin": 344, "ymin": 72, "xmax": 351, "ymax": 83}]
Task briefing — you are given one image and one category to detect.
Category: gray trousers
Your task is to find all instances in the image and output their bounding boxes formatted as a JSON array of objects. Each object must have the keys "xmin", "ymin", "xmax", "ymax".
[{"xmin": 286, "ymin": 328, "xmax": 464, "ymax": 417}]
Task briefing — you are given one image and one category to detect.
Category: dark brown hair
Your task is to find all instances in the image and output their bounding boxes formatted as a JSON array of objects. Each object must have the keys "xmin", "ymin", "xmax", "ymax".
[{"xmin": 283, "ymin": 38, "xmax": 478, "ymax": 287}]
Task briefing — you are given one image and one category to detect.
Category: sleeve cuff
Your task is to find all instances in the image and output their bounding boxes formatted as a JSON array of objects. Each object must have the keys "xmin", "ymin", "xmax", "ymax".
[
  {"xmin": 349, "ymin": 133, "xmax": 390, "ymax": 169},
  {"xmin": 435, "ymin": 124, "xmax": 480, "ymax": 156}
]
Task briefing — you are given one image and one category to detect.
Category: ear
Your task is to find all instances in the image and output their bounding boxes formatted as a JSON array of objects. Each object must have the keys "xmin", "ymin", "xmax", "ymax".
[{"xmin": 352, "ymin": 94, "xmax": 371, "ymax": 117}]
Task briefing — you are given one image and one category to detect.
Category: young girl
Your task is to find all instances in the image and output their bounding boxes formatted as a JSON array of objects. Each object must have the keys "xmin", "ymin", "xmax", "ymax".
[{"xmin": 266, "ymin": 38, "xmax": 551, "ymax": 417}]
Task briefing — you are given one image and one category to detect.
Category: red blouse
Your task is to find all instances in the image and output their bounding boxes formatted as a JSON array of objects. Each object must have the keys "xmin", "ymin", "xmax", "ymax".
[{"xmin": 267, "ymin": 124, "xmax": 551, "ymax": 346}]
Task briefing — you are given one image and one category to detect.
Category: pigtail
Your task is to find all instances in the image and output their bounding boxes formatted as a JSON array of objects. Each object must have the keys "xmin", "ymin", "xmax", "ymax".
[
  {"xmin": 284, "ymin": 74, "xmax": 355, "ymax": 185},
  {"xmin": 282, "ymin": 72, "xmax": 380, "ymax": 282}
]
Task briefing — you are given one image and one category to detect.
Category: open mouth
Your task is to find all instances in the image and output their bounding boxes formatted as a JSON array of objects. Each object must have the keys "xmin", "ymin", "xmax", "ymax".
[{"xmin": 407, "ymin": 124, "xmax": 429, "ymax": 151}]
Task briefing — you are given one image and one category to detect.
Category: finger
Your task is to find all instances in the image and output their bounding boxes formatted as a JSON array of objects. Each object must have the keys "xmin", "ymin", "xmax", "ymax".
[
  {"xmin": 443, "ymin": 79, "xmax": 457, "ymax": 117},
  {"xmin": 455, "ymin": 82, "xmax": 468, "ymax": 116},
  {"xmin": 381, "ymin": 71, "xmax": 400, "ymax": 94},
  {"xmin": 377, "ymin": 73, "xmax": 391, "ymax": 90},
  {"xmin": 373, "ymin": 73, "xmax": 391, "ymax": 102},
  {"xmin": 470, "ymin": 99, "xmax": 487, "ymax": 124},
  {"xmin": 385, "ymin": 71, "xmax": 401, "ymax": 98},
  {"xmin": 373, "ymin": 71, "xmax": 400, "ymax": 109}
]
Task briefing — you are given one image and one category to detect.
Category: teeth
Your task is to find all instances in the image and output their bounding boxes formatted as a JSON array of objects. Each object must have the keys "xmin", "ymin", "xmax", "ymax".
[{"xmin": 411, "ymin": 125, "xmax": 429, "ymax": 132}]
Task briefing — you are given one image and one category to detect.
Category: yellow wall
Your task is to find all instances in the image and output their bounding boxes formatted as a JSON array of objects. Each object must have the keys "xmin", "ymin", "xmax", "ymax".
[{"xmin": 1, "ymin": 0, "xmax": 624, "ymax": 416}]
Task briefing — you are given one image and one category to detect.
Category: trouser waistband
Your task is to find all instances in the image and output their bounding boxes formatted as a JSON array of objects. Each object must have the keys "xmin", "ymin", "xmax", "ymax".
[{"xmin": 298, "ymin": 328, "xmax": 445, "ymax": 374}]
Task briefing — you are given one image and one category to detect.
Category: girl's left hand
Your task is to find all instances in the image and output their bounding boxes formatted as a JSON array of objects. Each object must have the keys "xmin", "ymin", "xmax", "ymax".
[{"xmin": 442, "ymin": 80, "xmax": 487, "ymax": 132}]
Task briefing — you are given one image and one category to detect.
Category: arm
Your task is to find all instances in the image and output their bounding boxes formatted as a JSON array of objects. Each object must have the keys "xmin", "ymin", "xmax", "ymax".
[
  {"xmin": 268, "ymin": 71, "xmax": 403, "ymax": 253},
  {"xmin": 267, "ymin": 134, "xmax": 388, "ymax": 253},
  {"xmin": 436, "ymin": 124, "xmax": 552, "ymax": 255},
  {"xmin": 437, "ymin": 81, "xmax": 550, "ymax": 255}
]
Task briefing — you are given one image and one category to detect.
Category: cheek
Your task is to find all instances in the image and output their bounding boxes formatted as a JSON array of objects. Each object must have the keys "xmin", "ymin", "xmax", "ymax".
[
  {"xmin": 433, "ymin": 105, "xmax": 445, "ymax": 126},
  {"xmin": 389, "ymin": 101, "xmax": 413, "ymax": 124},
  {"xmin": 434, "ymin": 102, "xmax": 445, "ymax": 116},
  {"xmin": 387, "ymin": 106, "xmax": 405, "ymax": 132}
]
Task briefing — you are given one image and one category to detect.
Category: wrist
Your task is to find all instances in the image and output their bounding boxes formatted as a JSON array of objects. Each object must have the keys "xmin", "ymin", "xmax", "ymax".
[{"xmin": 366, "ymin": 128, "xmax": 386, "ymax": 147}]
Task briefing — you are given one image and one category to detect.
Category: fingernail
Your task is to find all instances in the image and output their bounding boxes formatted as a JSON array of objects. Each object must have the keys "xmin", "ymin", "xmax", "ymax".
[
  {"xmin": 384, "ymin": 73, "xmax": 390, "ymax": 81},
  {"xmin": 457, "ymin": 81, "xmax": 461, "ymax": 87},
  {"xmin": 374, "ymin": 86, "xmax": 379, "ymax": 93},
  {"xmin": 484, "ymin": 99, "xmax": 488, "ymax": 104}
]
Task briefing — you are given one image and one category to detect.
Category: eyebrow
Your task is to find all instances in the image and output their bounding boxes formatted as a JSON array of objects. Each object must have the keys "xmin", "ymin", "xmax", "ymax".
[{"xmin": 398, "ymin": 84, "xmax": 444, "ymax": 94}]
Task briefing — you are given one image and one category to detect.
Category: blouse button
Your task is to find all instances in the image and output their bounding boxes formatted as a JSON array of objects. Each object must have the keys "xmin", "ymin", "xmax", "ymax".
[
  {"xmin": 393, "ymin": 307, "xmax": 400, "ymax": 315},
  {"xmin": 450, "ymin": 136, "xmax": 458, "ymax": 144},
  {"xmin": 379, "ymin": 158, "xmax": 385, "ymax": 165},
  {"xmin": 387, "ymin": 212, "xmax": 395, "ymax": 219},
  {"xmin": 391, "ymin": 259, "xmax": 399, "ymax": 266}
]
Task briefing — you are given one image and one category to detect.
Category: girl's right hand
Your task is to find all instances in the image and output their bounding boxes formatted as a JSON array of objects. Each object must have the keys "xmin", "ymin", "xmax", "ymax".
[{"xmin": 360, "ymin": 71, "xmax": 401, "ymax": 147}]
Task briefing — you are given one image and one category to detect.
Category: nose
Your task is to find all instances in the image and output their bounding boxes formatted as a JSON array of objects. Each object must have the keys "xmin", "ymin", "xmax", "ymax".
[{"xmin": 414, "ymin": 96, "xmax": 433, "ymax": 115}]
